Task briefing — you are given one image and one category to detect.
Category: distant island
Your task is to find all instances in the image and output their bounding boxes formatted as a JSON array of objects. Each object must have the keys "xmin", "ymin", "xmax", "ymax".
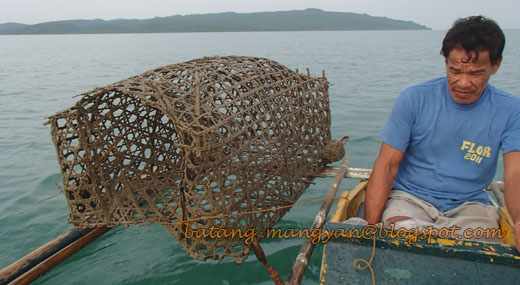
[{"xmin": 0, "ymin": 8, "xmax": 429, "ymax": 35}]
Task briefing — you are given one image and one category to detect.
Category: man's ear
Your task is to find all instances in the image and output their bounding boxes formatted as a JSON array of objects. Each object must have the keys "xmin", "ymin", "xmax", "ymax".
[{"xmin": 492, "ymin": 56, "xmax": 503, "ymax": 74}]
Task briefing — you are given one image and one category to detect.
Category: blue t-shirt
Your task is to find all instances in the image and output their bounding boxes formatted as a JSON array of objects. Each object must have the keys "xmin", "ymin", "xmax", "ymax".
[{"xmin": 381, "ymin": 77, "xmax": 520, "ymax": 211}]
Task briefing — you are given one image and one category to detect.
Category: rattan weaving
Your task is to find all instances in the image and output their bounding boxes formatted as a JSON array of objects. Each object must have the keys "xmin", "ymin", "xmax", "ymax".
[{"xmin": 48, "ymin": 56, "xmax": 341, "ymax": 263}]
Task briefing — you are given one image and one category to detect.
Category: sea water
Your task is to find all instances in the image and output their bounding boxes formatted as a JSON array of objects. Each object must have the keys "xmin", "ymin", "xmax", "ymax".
[{"xmin": 1, "ymin": 30, "xmax": 519, "ymax": 284}]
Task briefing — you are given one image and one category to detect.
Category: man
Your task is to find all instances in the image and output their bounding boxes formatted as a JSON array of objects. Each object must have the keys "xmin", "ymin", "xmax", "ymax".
[{"xmin": 364, "ymin": 16, "xmax": 520, "ymax": 251}]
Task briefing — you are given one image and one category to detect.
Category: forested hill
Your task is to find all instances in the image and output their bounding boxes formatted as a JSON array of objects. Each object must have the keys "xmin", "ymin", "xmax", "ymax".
[{"xmin": 0, "ymin": 8, "xmax": 429, "ymax": 35}]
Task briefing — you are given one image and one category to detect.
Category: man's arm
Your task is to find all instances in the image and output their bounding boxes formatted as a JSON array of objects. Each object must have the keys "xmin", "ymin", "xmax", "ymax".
[
  {"xmin": 364, "ymin": 142, "xmax": 405, "ymax": 224},
  {"xmin": 503, "ymin": 151, "xmax": 520, "ymax": 253}
]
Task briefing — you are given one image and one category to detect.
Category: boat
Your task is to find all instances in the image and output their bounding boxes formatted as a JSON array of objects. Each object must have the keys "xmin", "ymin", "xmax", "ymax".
[{"xmin": 319, "ymin": 176, "xmax": 520, "ymax": 284}]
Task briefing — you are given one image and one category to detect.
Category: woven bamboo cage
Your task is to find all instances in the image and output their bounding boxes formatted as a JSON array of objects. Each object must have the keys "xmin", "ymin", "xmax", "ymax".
[{"xmin": 48, "ymin": 56, "xmax": 343, "ymax": 263}]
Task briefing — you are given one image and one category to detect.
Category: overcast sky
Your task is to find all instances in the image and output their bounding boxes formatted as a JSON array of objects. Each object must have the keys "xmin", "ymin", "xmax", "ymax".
[{"xmin": 1, "ymin": 0, "xmax": 519, "ymax": 30}]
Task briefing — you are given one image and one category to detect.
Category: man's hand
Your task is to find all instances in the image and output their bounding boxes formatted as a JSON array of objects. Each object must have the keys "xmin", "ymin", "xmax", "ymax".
[{"xmin": 503, "ymin": 151, "xmax": 520, "ymax": 254}]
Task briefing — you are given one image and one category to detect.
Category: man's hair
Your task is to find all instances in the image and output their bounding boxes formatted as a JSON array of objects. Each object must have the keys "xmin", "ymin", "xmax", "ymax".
[{"xmin": 441, "ymin": 16, "xmax": 505, "ymax": 65}]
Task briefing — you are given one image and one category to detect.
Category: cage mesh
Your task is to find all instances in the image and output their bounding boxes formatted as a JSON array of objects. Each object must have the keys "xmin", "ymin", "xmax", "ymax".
[{"xmin": 48, "ymin": 56, "xmax": 341, "ymax": 263}]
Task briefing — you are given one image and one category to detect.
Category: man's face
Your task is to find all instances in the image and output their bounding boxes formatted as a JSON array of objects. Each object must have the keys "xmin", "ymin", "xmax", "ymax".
[{"xmin": 445, "ymin": 46, "xmax": 501, "ymax": 104}]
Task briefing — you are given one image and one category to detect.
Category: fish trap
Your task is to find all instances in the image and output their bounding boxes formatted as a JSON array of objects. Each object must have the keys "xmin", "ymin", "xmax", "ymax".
[{"xmin": 48, "ymin": 56, "xmax": 343, "ymax": 263}]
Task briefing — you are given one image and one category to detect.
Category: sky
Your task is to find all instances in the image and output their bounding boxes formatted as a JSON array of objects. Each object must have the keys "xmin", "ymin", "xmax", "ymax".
[{"xmin": 1, "ymin": 0, "xmax": 519, "ymax": 30}]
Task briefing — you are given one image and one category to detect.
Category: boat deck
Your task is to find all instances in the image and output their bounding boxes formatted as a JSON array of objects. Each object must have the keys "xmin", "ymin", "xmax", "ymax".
[
  {"xmin": 320, "ymin": 222, "xmax": 520, "ymax": 284},
  {"xmin": 320, "ymin": 180, "xmax": 520, "ymax": 284}
]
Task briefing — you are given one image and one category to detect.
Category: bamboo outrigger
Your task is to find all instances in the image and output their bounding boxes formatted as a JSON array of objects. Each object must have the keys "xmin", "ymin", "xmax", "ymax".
[{"xmin": 0, "ymin": 227, "xmax": 109, "ymax": 284}]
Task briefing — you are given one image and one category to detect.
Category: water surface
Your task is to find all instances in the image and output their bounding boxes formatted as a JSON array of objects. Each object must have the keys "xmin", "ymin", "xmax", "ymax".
[{"xmin": 1, "ymin": 30, "xmax": 519, "ymax": 284}]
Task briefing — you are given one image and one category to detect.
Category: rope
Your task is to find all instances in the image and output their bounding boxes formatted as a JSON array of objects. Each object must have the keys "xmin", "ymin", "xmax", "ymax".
[
  {"xmin": 38, "ymin": 182, "xmax": 64, "ymax": 203},
  {"xmin": 353, "ymin": 234, "xmax": 377, "ymax": 285},
  {"xmin": 160, "ymin": 195, "xmax": 346, "ymax": 226},
  {"xmin": 158, "ymin": 185, "xmax": 379, "ymax": 284}
]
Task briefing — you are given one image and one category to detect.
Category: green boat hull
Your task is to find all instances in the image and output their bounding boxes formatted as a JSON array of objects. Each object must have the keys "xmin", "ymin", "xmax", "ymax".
[{"xmin": 320, "ymin": 223, "xmax": 520, "ymax": 284}]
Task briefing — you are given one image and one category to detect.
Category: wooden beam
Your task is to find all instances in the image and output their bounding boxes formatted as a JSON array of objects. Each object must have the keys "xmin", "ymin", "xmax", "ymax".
[
  {"xmin": 0, "ymin": 227, "xmax": 90, "ymax": 284},
  {"xmin": 7, "ymin": 227, "xmax": 109, "ymax": 285},
  {"xmin": 286, "ymin": 156, "xmax": 350, "ymax": 284}
]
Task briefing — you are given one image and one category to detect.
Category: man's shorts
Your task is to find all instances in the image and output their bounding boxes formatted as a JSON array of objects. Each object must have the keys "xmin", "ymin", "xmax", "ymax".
[{"xmin": 381, "ymin": 190, "xmax": 501, "ymax": 242}]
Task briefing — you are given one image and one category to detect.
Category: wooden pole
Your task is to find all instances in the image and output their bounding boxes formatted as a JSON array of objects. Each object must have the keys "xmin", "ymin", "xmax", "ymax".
[
  {"xmin": 251, "ymin": 239, "xmax": 284, "ymax": 285},
  {"xmin": 286, "ymin": 156, "xmax": 350, "ymax": 284},
  {"xmin": 0, "ymin": 227, "xmax": 90, "ymax": 284},
  {"xmin": 3, "ymin": 227, "xmax": 109, "ymax": 285}
]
